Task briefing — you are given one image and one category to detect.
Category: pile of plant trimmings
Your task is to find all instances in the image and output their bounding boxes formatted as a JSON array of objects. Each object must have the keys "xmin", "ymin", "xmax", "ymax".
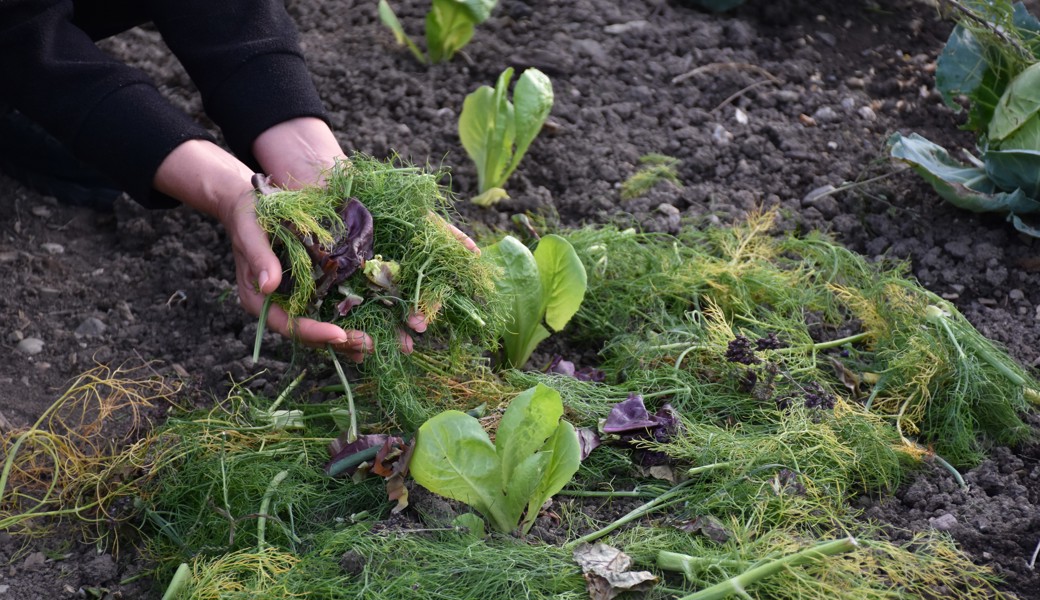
[
  {"xmin": 8, "ymin": 214, "xmax": 1035, "ymax": 599},
  {"xmin": 251, "ymin": 154, "xmax": 505, "ymax": 428}
]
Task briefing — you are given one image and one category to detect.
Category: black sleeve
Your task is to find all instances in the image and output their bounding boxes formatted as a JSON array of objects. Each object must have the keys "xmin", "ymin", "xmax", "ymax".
[
  {"xmin": 0, "ymin": 0, "xmax": 215, "ymax": 208},
  {"xmin": 147, "ymin": 0, "xmax": 330, "ymax": 166},
  {"xmin": 0, "ymin": 0, "xmax": 331, "ymax": 208}
]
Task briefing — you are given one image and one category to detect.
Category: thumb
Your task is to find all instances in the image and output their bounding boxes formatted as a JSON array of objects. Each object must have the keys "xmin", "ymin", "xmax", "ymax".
[{"xmin": 225, "ymin": 197, "xmax": 283, "ymax": 294}]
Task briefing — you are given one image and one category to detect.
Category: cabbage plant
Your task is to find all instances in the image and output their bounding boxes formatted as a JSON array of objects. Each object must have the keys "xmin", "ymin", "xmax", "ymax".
[{"xmin": 889, "ymin": 1, "xmax": 1040, "ymax": 236}]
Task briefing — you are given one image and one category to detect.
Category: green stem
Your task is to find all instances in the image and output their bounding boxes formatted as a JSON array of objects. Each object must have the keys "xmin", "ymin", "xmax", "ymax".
[
  {"xmin": 564, "ymin": 480, "xmax": 696, "ymax": 549},
  {"xmin": 326, "ymin": 445, "xmax": 381, "ymax": 478},
  {"xmin": 658, "ymin": 551, "xmax": 750, "ymax": 579},
  {"xmin": 268, "ymin": 370, "xmax": 306, "ymax": 413},
  {"xmin": 257, "ymin": 469, "xmax": 291, "ymax": 552},
  {"xmin": 556, "ymin": 489, "xmax": 663, "ymax": 499},
  {"xmin": 930, "ymin": 452, "xmax": 968, "ymax": 491},
  {"xmin": 252, "ymin": 295, "xmax": 274, "ymax": 365},
  {"xmin": 666, "ymin": 537, "xmax": 858, "ymax": 600},
  {"xmin": 160, "ymin": 563, "xmax": 191, "ymax": 600},
  {"xmin": 328, "ymin": 346, "xmax": 358, "ymax": 443},
  {"xmin": 688, "ymin": 461, "xmax": 737, "ymax": 476},
  {"xmin": 811, "ymin": 332, "xmax": 869, "ymax": 351},
  {"xmin": 449, "ymin": 296, "xmax": 486, "ymax": 328},
  {"xmin": 412, "ymin": 255, "xmax": 435, "ymax": 315}
]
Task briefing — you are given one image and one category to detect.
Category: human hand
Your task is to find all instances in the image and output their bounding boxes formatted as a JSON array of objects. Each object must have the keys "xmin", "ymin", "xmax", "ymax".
[
  {"xmin": 153, "ymin": 139, "xmax": 369, "ymax": 358},
  {"xmin": 251, "ymin": 118, "xmax": 481, "ymax": 359}
]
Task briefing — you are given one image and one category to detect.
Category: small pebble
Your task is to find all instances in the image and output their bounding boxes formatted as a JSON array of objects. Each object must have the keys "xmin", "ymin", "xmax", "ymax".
[
  {"xmin": 40, "ymin": 243, "xmax": 64, "ymax": 255},
  {"xmin": 16, "ymin": 337, "xmax": 44, "ymax": 356},
  {"xmin": 857, "ymin": 106, "xmax": 877, "ymax": 121},
  {"xmin": 711, "ymin": 124, "xmax": 733, "ymax": 145},
  {"xmin": 812, "ymin": 106, "xmax": 840, "ymax": 122},
  {"xmin": 75, "ymin": 317, "xmax": 108, "ymax": 338},
  {"xmin": 929, "ymin": 513, "xmax": 958, "ymax": 531}
]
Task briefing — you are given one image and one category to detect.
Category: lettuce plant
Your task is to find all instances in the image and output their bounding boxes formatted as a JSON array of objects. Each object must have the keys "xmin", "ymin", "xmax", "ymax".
[
  {"xmin": 459, "ymin": 67, "xmax": 554, "ymax": 206},
  {"xmin": 889, "ymin": 2, "xmax": 1040, "ymax": 236},
  {"xmin": 484, "ymin": 234, "xmax": 587, "ymax": 369},
  {"xmin": 409, "ymin": 383, "xmax": 580, "ymax": 535},
  {"xmin": 378, "ymin": 0, "xmax": 497, "ymax": 64}
]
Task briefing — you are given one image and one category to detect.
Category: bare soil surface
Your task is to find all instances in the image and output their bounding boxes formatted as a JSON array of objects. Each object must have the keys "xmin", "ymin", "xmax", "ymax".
[{"xmin": 2, "ymin": 0, "xmax": 1039, "ymax": 598}]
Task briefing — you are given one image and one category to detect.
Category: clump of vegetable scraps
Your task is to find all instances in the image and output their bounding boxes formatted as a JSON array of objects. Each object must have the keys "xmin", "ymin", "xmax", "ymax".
[{"xmin": 251, "ymin": 155, "xmax": 505, "ymax": 427}]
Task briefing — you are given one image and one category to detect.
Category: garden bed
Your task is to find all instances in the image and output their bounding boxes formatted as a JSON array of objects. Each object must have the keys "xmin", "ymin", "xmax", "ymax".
[{"xmin": 1, "ymin": 0, "xmax": 1039, "ymax": 598}]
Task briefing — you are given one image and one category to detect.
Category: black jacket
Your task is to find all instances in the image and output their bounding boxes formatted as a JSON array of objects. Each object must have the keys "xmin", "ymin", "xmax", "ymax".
[{"xmin": 0, "ymin": 0, "xmax": 328, "ymax": 207}]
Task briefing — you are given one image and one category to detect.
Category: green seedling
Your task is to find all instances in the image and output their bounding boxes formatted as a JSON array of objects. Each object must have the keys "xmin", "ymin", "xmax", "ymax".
[
  {"xmin": 620, "ymin": 153, "xmax": 682, "ymax": 200},
  {"xmin": 409, "ymin": 383, "xmax": 580, "ymax": 535},
  {"xmin": 484, "ymin": 234, "xmax": 587, "ymax": 368},
  {"xmin": 378, "ymin": 0, "xmax": 497, "ymax": 64},
  {"xmin": 459, "ymin": 67, "xmax": 554, "ymax": 206}
]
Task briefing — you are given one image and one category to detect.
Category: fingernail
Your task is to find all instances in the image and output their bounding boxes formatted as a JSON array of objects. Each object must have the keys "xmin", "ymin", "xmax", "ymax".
[{"xmin": 258, "ymin": 270, "xmax": 270, "ymax": 292}]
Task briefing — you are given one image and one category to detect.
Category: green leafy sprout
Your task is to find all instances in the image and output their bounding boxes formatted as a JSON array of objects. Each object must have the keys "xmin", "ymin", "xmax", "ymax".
[
  {"xmin": 378, "ymin": 0, "xmax": 498, "ymax": 64},
  {"xmin": 621, "ymin": 153, "xmax": 683, "ymax": 200},
  {"xmin": 484, "ymin": 234, "xmax": 587, "ymax": 369},
  {"xmin": 409, "ymin": 383, "xmax": 581, "ymax": 535},
  {"xmin": 459, "ymin": 67, "xmax": 555, "ymax": 206}
]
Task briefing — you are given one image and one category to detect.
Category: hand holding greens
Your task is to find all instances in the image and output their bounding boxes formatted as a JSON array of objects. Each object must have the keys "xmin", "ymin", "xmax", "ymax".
[
  {"xmin": 409, "ymin": 383, "xmax": 580, "ymax": 535},
  {"xmin": 459, "ymin": 67, "xmax": 554, "ymax": 206}
]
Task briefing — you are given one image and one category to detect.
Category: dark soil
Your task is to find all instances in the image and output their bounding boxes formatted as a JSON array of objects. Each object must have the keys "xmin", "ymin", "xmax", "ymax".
[{"xmin": 2, "ymin": 0, "xmax": 1039, "ymax": 598}]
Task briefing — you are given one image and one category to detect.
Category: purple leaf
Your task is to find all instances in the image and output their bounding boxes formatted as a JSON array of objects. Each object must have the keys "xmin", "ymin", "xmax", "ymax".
[
  {"xmin": 576, "ymin": 427, "xmax": 602, "ymax": 460},
  {"xmin": 575, "ymin": 366, "xmax": 606, "ymax": 383},
  {"xmin": 314, "ymin": 198, "xmax": 375, "ymax": 299},
  {"xmin": 336, "ymin": 291, "xmax": 365, "ymax": 316},
  {"xmin": 602, "ymin": 394, "xmax": 658, "ymax": 433},
  {"xmin": 547, "ymin": 355, "xmax": 576, "ymax": 377}
]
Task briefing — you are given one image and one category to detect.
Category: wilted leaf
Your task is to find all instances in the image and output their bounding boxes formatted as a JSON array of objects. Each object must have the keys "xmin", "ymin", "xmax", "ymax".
[
  {"xmin": 576, "ymin": 427, "xmax": 601, "ymax": 460},
  {"xmin": 678, "ymin": 515, "xmax": 731, "ymax": 544},
  {"xmin": 572, "ymin": 543, "xmax": 658, "ymax": 600},
  {"xmin": 602, "ymin": 394, "xmax": 658, "ymax": 433}
]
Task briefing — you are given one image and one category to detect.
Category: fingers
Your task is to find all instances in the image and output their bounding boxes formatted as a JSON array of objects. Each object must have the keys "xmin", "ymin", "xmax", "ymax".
[
  {"xmin": 428, "ymin": 211, "xmax": 480, "ymax": 255},
  {"xmin": 236, "ymin": 252, "xmax": 374, "ymax": 361},
  {"xmin": 397, "ymin": 328, "xmax": 414, "ymax": 355},
  {"xmin": 405, "ymin": 311, "xmax": 429, "ymax": 333},
  {"xmin": 225, "ymin": 195, "xmax": 283, "ymax": 295}
]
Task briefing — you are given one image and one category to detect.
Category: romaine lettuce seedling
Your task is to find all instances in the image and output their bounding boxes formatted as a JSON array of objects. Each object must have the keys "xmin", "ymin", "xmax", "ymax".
[
  {"xmin": 409, "ymin": 383, "xmax": 580, "ymax": 535},
  {"xmin": 378, "ymin": 0, "xmax": 497, "ymax": 64},
  {"xmin": 459, "ymin": 67, "xmax": 554, "ymax": 206},
  {"xmin": 484, "ymin": 234, "xmax": 587, "ymax": 368}
]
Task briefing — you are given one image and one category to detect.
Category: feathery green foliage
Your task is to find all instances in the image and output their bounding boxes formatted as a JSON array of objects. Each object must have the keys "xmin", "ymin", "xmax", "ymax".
[
  {"xmin": 253, "ymin": 154, "xmax": 506, "ymax": 429},
  {"xmin": 560, "ymin": 212, "xmax": 1038, "ymax": 466},
  {"xmin": 620, "ymin": 153, "xmax": 682, "ymax": 200}
]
